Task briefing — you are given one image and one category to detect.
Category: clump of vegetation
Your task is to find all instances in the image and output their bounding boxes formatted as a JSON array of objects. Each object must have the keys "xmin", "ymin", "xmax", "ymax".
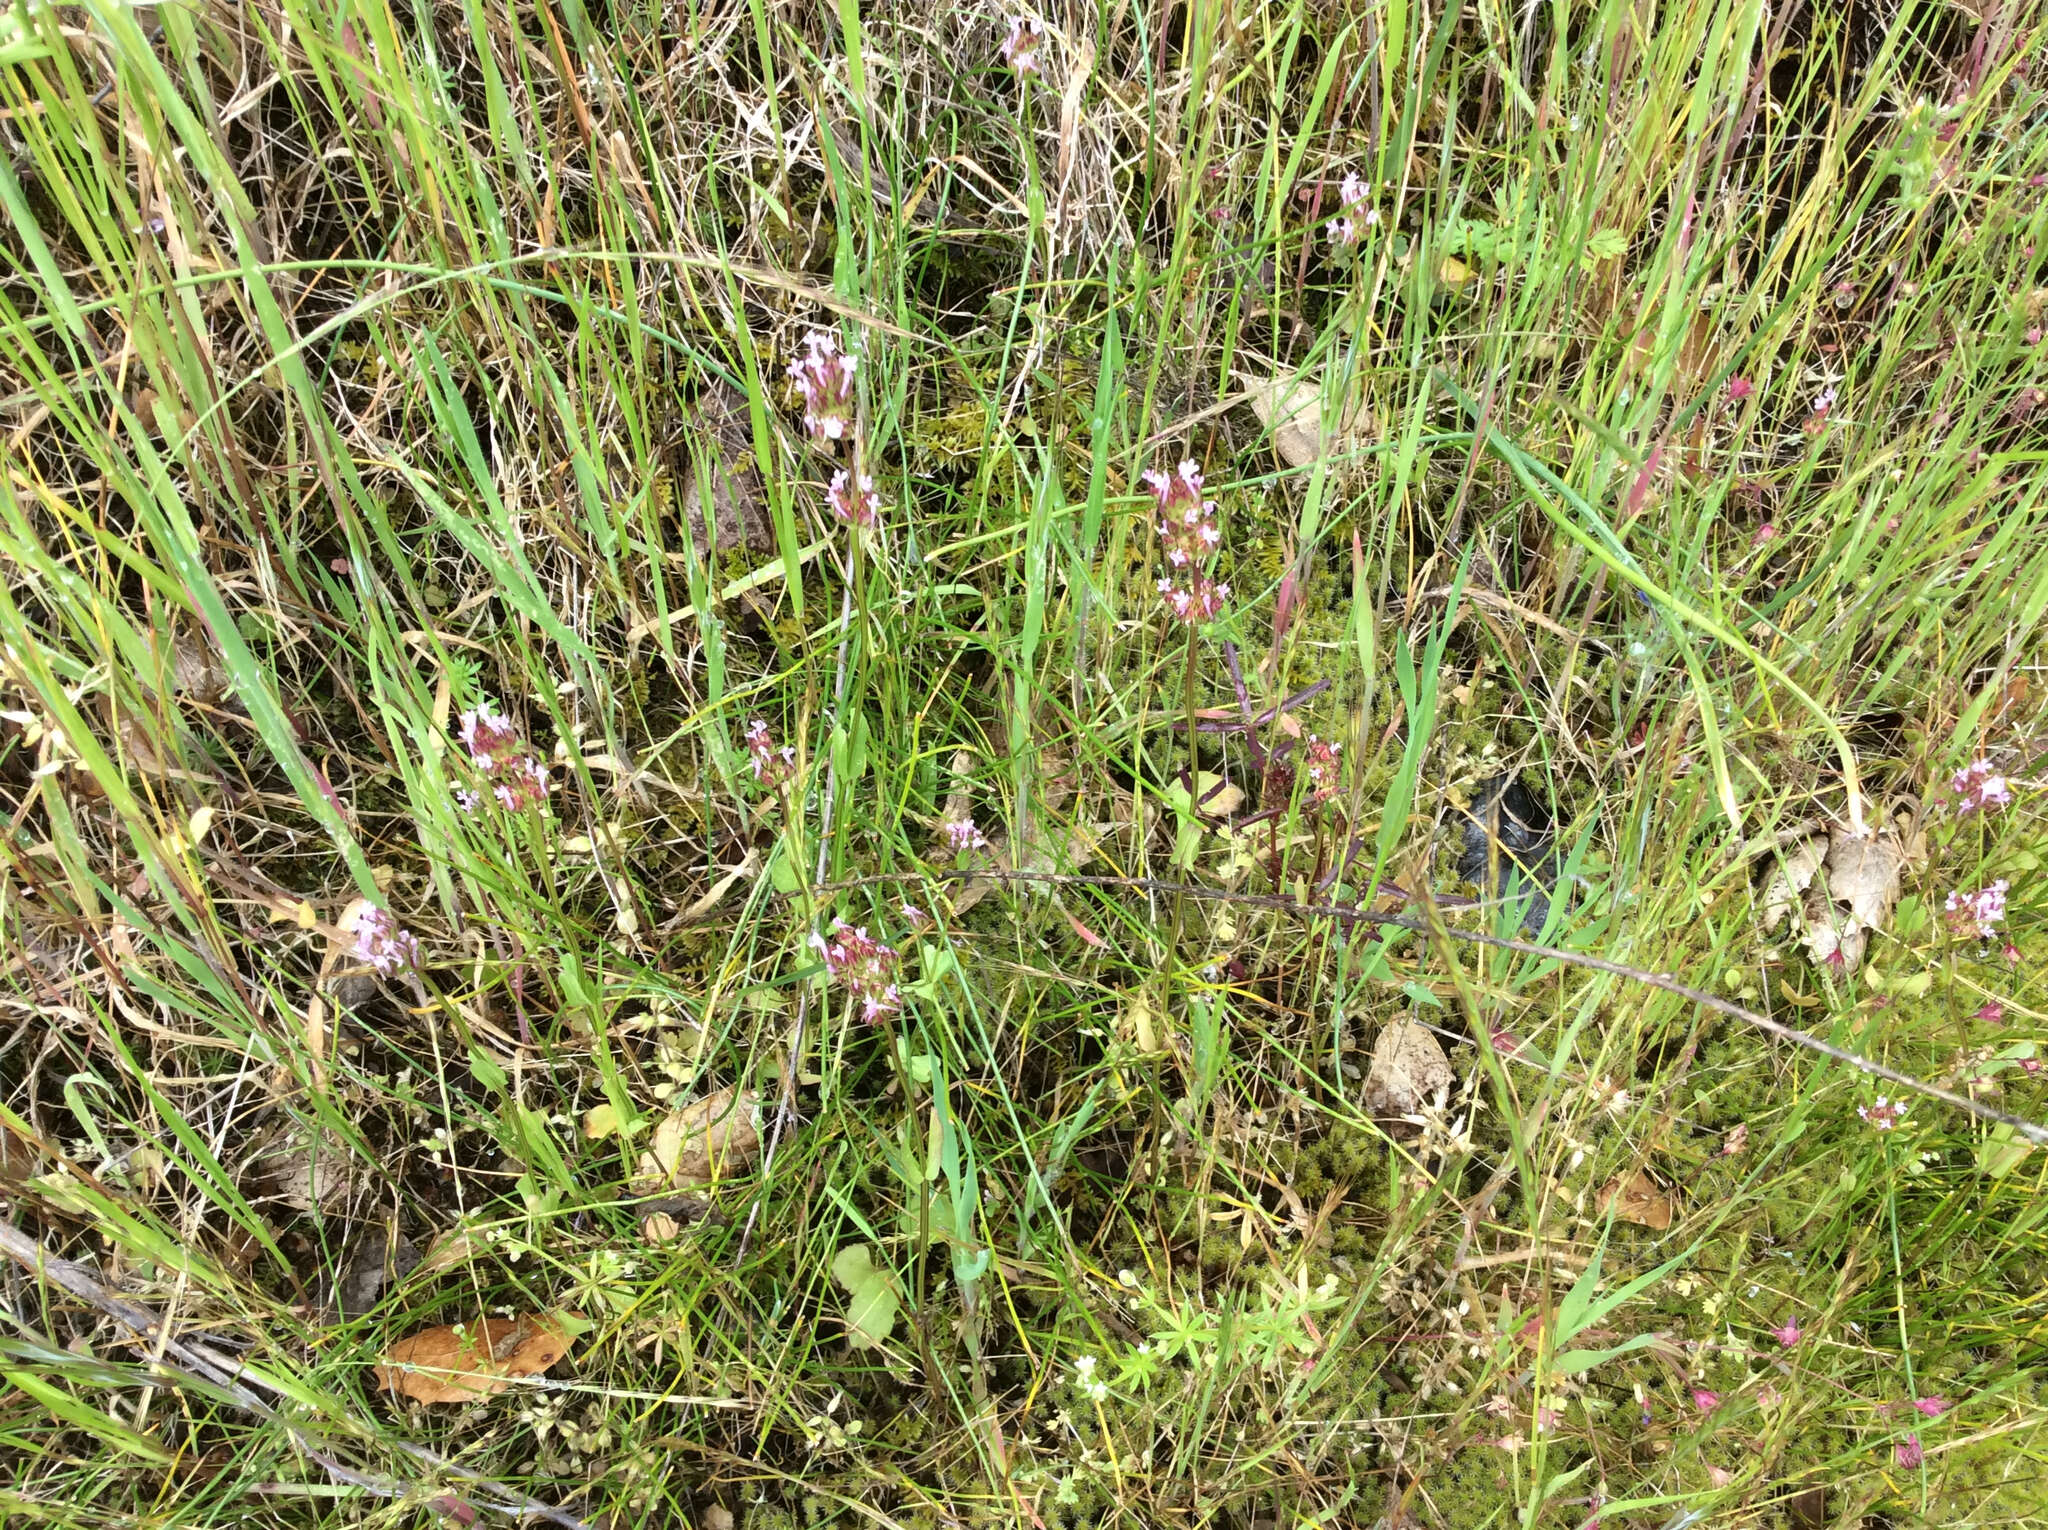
[{"xmin": 0, "ymin": 0, "xmax": 2044, "ymax": 1526}]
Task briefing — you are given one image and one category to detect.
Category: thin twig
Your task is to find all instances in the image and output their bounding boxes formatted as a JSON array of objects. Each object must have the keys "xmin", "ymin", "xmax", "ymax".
[
  {"xmin": 818, "ymin": 867, "xmax": 2048, "ymax": 1146},
  {"xmin": 0, "ymin": 1220, "xmax": 594, "ymax": 1529}
]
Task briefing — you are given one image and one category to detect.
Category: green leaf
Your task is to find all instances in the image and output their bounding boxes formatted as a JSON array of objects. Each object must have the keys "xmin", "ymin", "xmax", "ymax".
[
  {"xmin": 831, "ymin": 1244, "xmax": 901, "ymax": 1351},
  {"xmin": 1582, "ymin": 228, "xmax": 1628, "ymax": 265},
  {"xmin": 1553, "ymin": 1332, "xmax": 1665, "ymax": 1374}
]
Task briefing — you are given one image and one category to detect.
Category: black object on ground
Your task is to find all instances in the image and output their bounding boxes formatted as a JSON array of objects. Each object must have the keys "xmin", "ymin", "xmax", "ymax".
[{"xmin": 1457, "ymin": 772, "xmax": 1561, "ymax": 934}]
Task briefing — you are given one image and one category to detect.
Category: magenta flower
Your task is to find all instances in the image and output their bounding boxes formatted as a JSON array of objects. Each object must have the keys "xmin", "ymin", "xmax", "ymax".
[
  {"xmin": 1691, "ymin": 1389, "xmax": 1721, "ymax": 1413},
  {"xmin": 1145, "ymin": 460, "xmax": 1230, "ymax": 626},
  {"xmin": 1770, "ymin": 1320, "xmax": 1802, "ymax": 1348},
  {"xmin": 1896, "ymin": 1433, "xmax": 1923, "ymax": 1469},
  {"xmin": 901, "ymin": 903, "xmax": 931, "ymax": 931},
  {"xmin": 1945, "ymin": 880, "xmax": 2009, "ymax": 939},
  {"xmin": 1976, "ymin": 1000, "xmax": 2006, "ymax": 1023},
  {"xmin": 744, "ymin": 717, "xmax": 797, "ymax": 789},
  {"xmin": 812, "ymin": 919, "xmax": 902, "ymax": 1023},
  {"xmin": 1858, "ymin": 1095, "xmax": 1909, "ymax": 1131},
  {"xmin": 1727, "ymin": 375, "xmax": 1754, "ymax": 401},
  {"xmin": 1951, "ymin": 758, "xmax": 2014, "ymax": 815},
  {"xmin": 1000, "ymin": 17, "xmax": 1042, "ymax": 76},
  {"xmin": 351, "ymin": 905, "xmax": 419, "ymax": 975},
  {"xmin": 789, "ymin": 329, "xmax": 857, "ymax": 443},
  {"xmin": 828, "ymin": 469, "xmax": 883, "ymax": 528},
  {"xmin": 1913, "ymin": 1396, "xmax": 1950, "ymax": 1418}
]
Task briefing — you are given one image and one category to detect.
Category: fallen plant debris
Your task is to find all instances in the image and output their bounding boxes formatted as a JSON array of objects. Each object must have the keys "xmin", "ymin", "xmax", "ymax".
[
  {"xmin": 1599, "ymin": 1168, "xmax": 1676, "ymax": 1231},
  {"xmin": 1363, "ymin": 1018, "xmax": 1455, "ymax": 1124},
  {"xmin": 373, "ymin": 1313, "xmax": 578, "ymax": 1405},
  {"xmin": 631, "ymin": 1085, "xmax": 764, "ymax": 1190},
  {"xmin": 1761, "ymin": 807, "xmax": 1922, "ymax": 973}
]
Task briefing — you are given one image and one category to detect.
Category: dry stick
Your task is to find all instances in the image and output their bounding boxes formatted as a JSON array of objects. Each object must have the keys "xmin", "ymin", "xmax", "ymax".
[
  {"xmin": 0, "ymin": 1219, "xmax": 594, "ymax": 1530},
  {"xmin": 819, "ymin": 868, "xmax": 2048, "ymax": 1147}
]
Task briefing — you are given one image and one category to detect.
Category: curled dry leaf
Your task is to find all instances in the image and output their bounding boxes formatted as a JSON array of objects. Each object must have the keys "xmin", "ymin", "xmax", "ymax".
[
  {"xmin": 373, "ymin": 1312, "xmax": 576, "ymax": 1404},
  {"xmin": 632, "ymin": 1084, "xmax": 762, "ymax": 1190},
  {"xmin": 1598, "ymin": 1168, "xmax": 1675, "ymax": 1230},
  {"xmin": 1363, "ymin": 1020, "xmax": 1454, "ymax": 1121},
  {"xmin": 1239, "ymin": 368, "xmax": 1367, "ymax": 470},
  {"xmin": 1760, "ymin": 811, "xmax": 1919, "ymax": 973},
  {"xmin": 678, "ymin": 378, "xmax": 775, "ymax": 557}
]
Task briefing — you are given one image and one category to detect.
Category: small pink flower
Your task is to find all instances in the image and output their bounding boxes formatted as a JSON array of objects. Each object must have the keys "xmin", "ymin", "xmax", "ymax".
[
  {"xmin": 1145, "ymin": 461, "xmax": 1229, "ymax": 626},
  {"xmin": 1896, "ymin": 1433, "xmax": 1923, "ymax": 1469},
  {"xmin": 1727, "ymin": 376, "xmax": 1754, "ymax": 401},
  {"xmin": 1705, "ymin": 1465, "xmax": 1734, "ymax": 1488},
  {"xmin": 812, "ymin": 919, "xmax": 901, "ymax": 1022},
  {"xmin": 1770, "ymin": 1319, "xmax": 1802, "ymax": 1348},
  {"xmin": 1976, "ymin": 1001, "xmax": 2006, "ymax": 1023},
  {"xmin": 744, "ymin": 717, "xmax": 798, "ymax": 789},
  {"xmin": 1945, "ymin": 880, "xmax": 2009, "ymax": 939},
  {"xmin": 2022, "ymin": 1057, "xmax": 2043, "ymax": 1075},
  {"xmin": 1752, "ymin": 522, "xmax": 1777, "ymax": 547},
  {"xmin": 1691, "ymin": 1389, "xmax": 1721, "ymax": 1413},
  {"xmin": 2002, "ymin": 941, "xmax": 2022, "ymax": 964},
  {"xmin": 1858, "ymin": 1095, "xmax": 1909, "ymax": 1131},
  {"xmin": 1000, "ymin": 16, "xmax": 1042, "ymax": 76},
  {"xmin": 828, "ymin": 469, "xmax": 883, "ymax": 528},
  {"xmin": 1535, "ymin": 1405, "xmax": 1561, "ymax": 1433},
  {"xmin": 1756, "ymin": 1384, "xmax": 1782, "ymax": 1409},
  {"xmin": 940, "ymin": 815, "xmax": 990, "ymax": 854},
  {"xmin": 1326, "ymin": 173, "xmax": 1374, "ymax": 244},
  {"xmin": 351, "ymin": 905, "xmax": 419, "ymax": 975},
  {"xmin": 1913, "ymin": 1396, "xmax": 1949, "ymax": 1418},
  {"xmin": 456, "ymin": 705, "xmax": 549, "ymax": 812},
  {"xmin": 789, "ymin": 329, "xmax": 858, "ymax": 442},
  {"xmin": 1951, "ymin": 758, "xmax": 2014, "ymax": 815},
  {"xmin": 901, "ymin": 903, "xmax": 931, "ymax": 930},
  {"xmin": 1300, "ymin": 735, "xmax": 1343, "ymax": 803},
  {"xmin": 1721, "ymin": 1123, "xmax": 1749, "ymax": 1156},
  {"xmin": 459, "ymin": 704, "xmax": 522, "ymax": 772}
]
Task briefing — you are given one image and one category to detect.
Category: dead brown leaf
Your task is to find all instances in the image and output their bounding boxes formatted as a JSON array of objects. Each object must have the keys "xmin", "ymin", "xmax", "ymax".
[
  {"xmin": 1239, "ymin": 368, "xmax": 1366, "ymax": 470},
  {"xmin": 678, "ymin": 379, "xmax": 775, "ymax": 558},
  {"xmin": 1598, "ymin": 1168, "xmax": 1675, "ymax": 1230},
  {"xmin": 1760, "ymin": 810, "xmax": 1919, "ymax": 973},
  {"xmin": 1363, "ymin": 1020, "xmax": 1454, "ymax": 1121},
  {"xmin": 632, "ymin": 1085, "xmax": 762, "ymax": 1190},
  {"xmin": 373, "ymin": 1312, "xmax": 576, "ymax": 1404}
]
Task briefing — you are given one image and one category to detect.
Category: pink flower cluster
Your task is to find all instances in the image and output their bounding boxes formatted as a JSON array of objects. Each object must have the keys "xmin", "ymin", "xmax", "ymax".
[
  {"xmin": 1945, "ymin": 880, "xmax": 2008, "ymax": 939},
  {"xmin": 744, "ymin": 717, "xmax": 797, "ymax": 789},
  {"xmin": 940, "ymin": 815, "xmax": 989, "ymax": 854},
  {"xmin": 1858, "ymin": 1095, "xmax": 1909, "ymax": 1130},
  {"xmin": 352, "ymin": 905, "xmax": 419, "ymax": 975},
  {"xmin": 828, "ymin": 469, "xmax": 883, "ymax": 528},
  {"xmin": 789, "ymin": 330, "xmax": 857, "ymax": 443},
  {"xmin": 1146, "ymin": 460, "xmax": 1229, "ymax": 625},
  {"xmin": 1001, "ymin": 17, "xmax": 1042, "ymax": 76},
  {"xmin": 812, "ymin": 919, "xmax": 902, "ymax": 1023},
  {"xmin": 1950, "ymin": 758, "xmax": 2013, "ymax": 815},
  {"xmin": 1300, "ymin": 735, "xmax": 1343, "ymax": 803},
  {"xmin": 1327, "ymin": 171, "xmax": 1377, "ymax": 246},
  {"xmin": 456, "ymin": 704, "xmax": 550, "ymax": 812}
]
